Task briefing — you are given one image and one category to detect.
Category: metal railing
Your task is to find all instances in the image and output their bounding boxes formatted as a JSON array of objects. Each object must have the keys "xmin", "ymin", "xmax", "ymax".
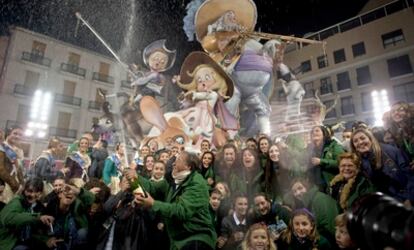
[
  {"xmin": 88, "ymin": 100, "xmax": 102, "ymax": 110},
  {"xmin": 60, "ymin": 63, "xmax": 86, "ymax": 77},
  {"xmin": 21, "ymin": 51, "xmax": 51, "ymax": 67},
  {"xmin": 92, "ymin": 72, "xmax": 114, "ymax": 84},
  {"xmin": 55, "ymin": 93, "xmax": 82, "ymax": 106},
  {"xmin": 13, "ymin": 84, "xmax": 34, "ymax": 96}
]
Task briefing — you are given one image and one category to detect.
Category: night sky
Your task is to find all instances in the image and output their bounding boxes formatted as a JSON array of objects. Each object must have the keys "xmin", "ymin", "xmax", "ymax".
[{"xmin": 0, "ymin": 0, "xmax": 369, "ymax": 71}]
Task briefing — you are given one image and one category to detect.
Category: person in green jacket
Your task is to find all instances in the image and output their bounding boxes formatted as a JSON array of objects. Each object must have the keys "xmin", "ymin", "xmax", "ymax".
[
  {"xmin": 103, "ymin": 143, "xmax": 127, "ymax": 195},
  {"xmin": 128, "ymin": 151, "xmax": 217, "ymax": 250},
  {"xmin": 307, "ymin": 125, "xmax": 345, "ymax": 192},
  {"xmin": 290, "ymin": 177, "xmax": 339, "ymax": 246},
  {"xmin": 199, "ymin": 151, "xmax": 216, "ymax": 187},
  {"xmin": 0, "ymin": 178, "xmax": 55, "ymax": 250},
  {"xmin": 329, "ymin": 152, "xmax": 376, "ymax": 212}
]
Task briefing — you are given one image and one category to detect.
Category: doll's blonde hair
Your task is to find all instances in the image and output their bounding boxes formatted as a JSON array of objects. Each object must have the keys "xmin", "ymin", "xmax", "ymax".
[{"xmin": 177, "ymin": 64, "xmax": 229, "ymax": 98}]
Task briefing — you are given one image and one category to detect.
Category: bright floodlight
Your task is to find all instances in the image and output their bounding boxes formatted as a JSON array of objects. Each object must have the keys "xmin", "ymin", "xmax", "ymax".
[
  {"xmin": 24, "ymin": 129, "xmax": 33, "ymax": 137},
  {"xmin": 372, "ymin": 89, "xmax": 390, "ymax": 127},
  {"xmin": 27, "ymin": 89, "xmax": 52, "ymax": 138}
]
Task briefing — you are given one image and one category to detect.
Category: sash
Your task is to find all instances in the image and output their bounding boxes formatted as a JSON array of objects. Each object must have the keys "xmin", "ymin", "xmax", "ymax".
[
  {"xmin": 71, "ymin": 152, "xmax": 88, "ymax": 181},
  {"xmin": 110, "ymin": 154, "xmax": 123, "ymax": 176},
  {"xmin": 0, "ymin": 143, "xmax": 19, "ymax": 176}
]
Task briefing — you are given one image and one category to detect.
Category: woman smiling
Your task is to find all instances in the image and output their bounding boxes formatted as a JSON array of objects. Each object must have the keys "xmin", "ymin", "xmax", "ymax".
[{"xmin": 329, "ymin": 153, "xmax": 376, "ymax": 211}]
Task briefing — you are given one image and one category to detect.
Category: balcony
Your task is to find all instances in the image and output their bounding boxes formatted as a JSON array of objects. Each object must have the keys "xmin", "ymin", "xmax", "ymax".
[
  {"xmin": 6, "ymin": 120, "xmax": 26, "ymax": 130},
  {"xmin": 21, "ymin": 51, "xmax": 51, "ymax": 67},
  {"xmin": 88, "ymin": 101, "xmax": 102, "ymax": 111},
  {"xmin": 92, "ymin": 72, "xmax": 114, "ymax": 84},
  {"xmin": 13, "ymin": 84, "xmax": 34, "ymax": 96},
  {"xmin": 60, "ymin": 63, "xmax": 86, "ymax": 77},
  {"xmin": 121, "ymin": 80, "xmax": 132, "ymax": 89},
  {"xmin": 49, "ymin": 127, "xmax": 77, "ymax": 139},
  {"xmin": 55, "ymin": 93, "xmax": 82, "ymax": 106}
]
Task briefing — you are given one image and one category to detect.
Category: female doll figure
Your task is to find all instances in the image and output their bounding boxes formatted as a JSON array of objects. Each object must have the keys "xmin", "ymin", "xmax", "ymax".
[
  {"xmin": 0, "ymin": 126, "xmax": 25, "ymax": 203},
  {"xmin": 103, "ymin": 143, "xmax": 127, "ymax": 195},
  {"xmin": 241, "ymin": 223, "xmax": 277, "ymax": 250},
  {"xmin": 130, "ymin": 39, "xmax": 177, "ymax": 105},
  {"xmin": 63, "ymin": 137, "xmax": 91, "ymax": 188},
  {"xmin": 329, "ymin": 153, "xmax": 376, "ymax": 212},
  {"xmin": 159, "ymin": 51, "xmax": 238, "ymax": 148},
  {"xmin": 277, "ymin": 209, "xmax": 331, "ymax": 250}
]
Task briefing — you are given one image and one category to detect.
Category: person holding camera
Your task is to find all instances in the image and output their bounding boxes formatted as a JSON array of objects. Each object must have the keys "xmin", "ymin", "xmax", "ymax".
[{"xmin": 127, "ymin": 151, "xmax": 217, "ymax": 250}]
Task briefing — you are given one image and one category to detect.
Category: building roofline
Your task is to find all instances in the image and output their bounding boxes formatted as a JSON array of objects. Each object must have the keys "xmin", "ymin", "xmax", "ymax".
[
  {"xmin": 304, "ymin": 0, "xmax": 403, "ymax": 39},
  {"xmin": 9, "ymin": 26, "xmax": 117, "ymax": 62}
]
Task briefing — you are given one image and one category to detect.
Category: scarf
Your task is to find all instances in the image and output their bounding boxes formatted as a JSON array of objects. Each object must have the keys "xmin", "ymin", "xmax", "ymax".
[{"xmin": 172, "ymin": 170, "xmax": 191, "ymax": 186}]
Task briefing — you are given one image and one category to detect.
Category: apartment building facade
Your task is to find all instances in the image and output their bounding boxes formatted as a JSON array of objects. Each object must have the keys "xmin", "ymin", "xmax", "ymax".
[
  {"xmin": 272, "ymin": 0, "xmax": 414, "ymax": 128},
  {"xmin": 0, "ymin": 26, "xmax": 133, "ymax": 158}
]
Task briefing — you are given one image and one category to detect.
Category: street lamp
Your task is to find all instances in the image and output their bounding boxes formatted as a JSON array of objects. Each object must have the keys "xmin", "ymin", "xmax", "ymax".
[{"xmin": 371, "ymin": 89, "xmax": 390, "ymax": 127}]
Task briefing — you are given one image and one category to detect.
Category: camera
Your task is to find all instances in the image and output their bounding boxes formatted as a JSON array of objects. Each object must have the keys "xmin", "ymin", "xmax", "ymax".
[{"xmin": 347, "ymin": 192, "xmax": 414, "ymax": 250}]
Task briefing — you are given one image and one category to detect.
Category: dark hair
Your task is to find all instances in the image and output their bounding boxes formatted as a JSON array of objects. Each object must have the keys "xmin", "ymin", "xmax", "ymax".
[
  {"xmin": 310, "ymin": 125, "xmax": 332, "ymax": 146},
  {"xmin": 100, "ymin": 140, "xmax": 108, "ymax": 148},
  {"xmin": 232, "ymin": 192, "xmax": 248, "ymax": 206},
  {"xmin": 24, "ymin": 177, "xmax": 44, "ymax": 193},
  {"xmin": 222, "ymin": 143, "xmax": 237, "ymax": 154},
  {"xmin": 5, "ymin": 125, "xmax": 23, "ymax": 139},
  {"xmin": 201, "ymin": 151, "xmax": 215, "ymax": 167},
  {"xmin": 183, "ymin": 151, "xmax": 199, "ymax": 171},
  {"xmin": 209, "ymin": 188, "xmax": 222, "ymax": 197},
  {"xmin": 257, "ymin": 136, "xmax": 271, "ymax": 153}
]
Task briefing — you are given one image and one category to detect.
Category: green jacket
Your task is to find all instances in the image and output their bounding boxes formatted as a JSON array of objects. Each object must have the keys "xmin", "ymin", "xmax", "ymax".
[
  {"xmin": 133, "ymin": 171, "xmax": 217, "ymax": 250},
  {"xmin": 301, "ymin": 186, "xmax": 339, "ymax": 239},
  {"xmin": 232, "ymin": 168, "xmax": 264, "ymax": 203},
  {"xmin": 102, "ymin": 155, "xmax": 121, "ymax": 185},
  {"xmin": 0, "ymin": 196, "xmax": 47, "ymax": 250},
  {"xmin": 330, "ymin": 174, "xmax": 376, "ymax": 212},
  {"xmin": 319, "ymin": 140, "xmax": 344, "ymax": 185}
]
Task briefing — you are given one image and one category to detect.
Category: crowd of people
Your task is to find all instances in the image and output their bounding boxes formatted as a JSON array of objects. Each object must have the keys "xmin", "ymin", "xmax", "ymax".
[{"xmin": 0, "ymin": 100, "xmax": 413, "ymax": 250}]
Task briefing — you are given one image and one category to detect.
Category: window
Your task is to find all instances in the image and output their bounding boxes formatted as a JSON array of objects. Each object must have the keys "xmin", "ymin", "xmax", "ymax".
[
  {"xmin": 356, "ymin": 66, "xmax": 372, "ymax": 85},
  {"xmin": 382, "ymin": 29, "xmax": 405, "ymax": 48},
  {"xmin": 31, "ymin": 41, "xmax": 46, "ymax": 56},
  {"xmin": 301, "ymin": 60, "xmax": 312, "ymax": 73},
  {"xmin": 387, "ymin": 55, "xmax": 413, "ymax": 78},
  {"xmin": 317, "ymin": 55, "xmax": 328, "ymax": 69},
  {"xmin": 361, "ymin": 92, "xmax": 373, "ymax": 112},
  {"xmin": 337, "ymin": 72, "xmax": 351, "ymax": 91},
  {"xmin": 352, "ymin": 42, "xmax": 366, "ymax": 57},
  {"xmin": 304, "ymin": 82, "xmax": 315, "ymax": 99},
  {"xmin": 320, "ymin": 77, "xmax": 333, "ymax": 95},
  {"xmin": 393, "ymin": 81, "xmax": 414, "ymax": 103},
  {"xmin": 333, "ymin": 49, "xmax": 346, "ymax": 64},
  {"xmin": 17, "ymin": 104, "xmax": 30, "ymax": 123},
  {"xmin": 23, "ymin": 70, "xmax": 40, "ymax": 89},
  {"xmin": 324, "ymin": 100, "xmax": 337, "ymax": 119},
  {"xmin": 68, "ymin": 52, "xmax": 80, "ymax": 66},
  {"xmin": 341, "ymin": 96, "xmax": 355, "ymax": 116}
]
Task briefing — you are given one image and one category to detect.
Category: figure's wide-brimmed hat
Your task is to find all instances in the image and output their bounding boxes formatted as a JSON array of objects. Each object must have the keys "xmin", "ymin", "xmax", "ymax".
[
  {"xmin": 195, "ymin": 0, "xmax": 257, "ymax": 42},
  {"xmin": 143, "ymin": 39, "xmax": 176, "ymax": 72},
  {"xmin": 179, "ymin": 51, "xmax": 234, "ymax": 99}
]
